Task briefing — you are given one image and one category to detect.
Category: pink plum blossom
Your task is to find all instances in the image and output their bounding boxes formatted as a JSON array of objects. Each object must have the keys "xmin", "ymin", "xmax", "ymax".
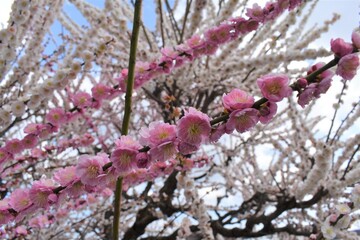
[
  {"xmin": 9, "ymin": 189, "xmax": 32, "ymax": 212},
  {"xmin": 72, "ymin": 91, "xmax": 92, "ymax": 108},
  {"xmin": 229, "ymin": 17, "xmax": 248, "ymax": 37},
  {"xmin": 157, "ymin": 48, "xmax": 177, "ymax": 73},
  {"xmin": 175, "ymin": 43, "xmax": 194, "ymax": 63},
  {"xmin": 246, "ymin": 20, "xmax": 259, "ymax": 32},
  {"xmin": 336, "ymin": 53, "xmax": 359, "ymax": 80},
  {"xmin": 209, "ymin": 124, "xmax": 226, "ymax": 142},
  {"xmin": 177, "ymin": 107, "xmax": 211, "ymax": 146},
  {"xmin": 111, "ymin": 136, "xmax": 142, "ymax": 173},
  {"xmin": 222, "ymin": 89, "xmax": 254, "ymax": 111},
  {"xmin": 307, "ymin": 62, "xmax": 334, "ymax": 82},
  {"xmin": 149, "ymin": 141, "xmax": 178, "ymax": 162},
  {"xmin": 351, "ymin": 30, "xmax": 360, "ymax": 49},
  {"xmin": 24, "ymin": 123, "xmax": 46, "ymax": 135},
  {"xmin": 110, "ymin": 148, "xmax": 138, "ymax": 174},
  {"xmin": 297, "ymin": 77, "xmax": 332, "ymax": 108},
  {"xmin": 246, "ymin": 3, "xmax": 265, "ymax": 23},
  {"xmin": 264, "ymin": 2, "xmax": 281, "ymax": 21},
  {"xmin": 21, "ymin": 134, "xmax": 38, "ymax": 149},
  {"xmin": 114, "ymin": 135, "xmax": 141, "ymax": 150},
  {"xmin": 125, "ymin": 169, "xmax": 148, "ymax": 186},
  {"xmin": 257, "ymin": 74, "xmax": 292, "ymax": 102},
  {"xmin": 46, "ymin": 108, "xmax": 67, "ymax": 126},
  {"xmin": 31, "ymin": 148, "xmax": 46, "ymax": 158},
  {"xmin": 296, "ymin": 62, "xmax": 335, "ymax": 108},
  {"xmin": 204, "ymin": 24, "xmax": 232, "ymax": 45},
  {"xmin": 330, "ymin": 38, "xmax": 353, "ymax": 58},
  {"xmin": 135, "ymin": 61, "xmax": 150, "ymax": 75},
  {"xmin": 226, "ymin": 108, "xmax": 259, "ymax": 133},
  {"xmin": 314, "ymin": 78, "xmax": 332, "ymax": 97},
  {"xmin": 29, "ymin": 179, "xmax": 56, "ymax": 209},
  {"xmin": 258, "ymin": 101, "xmax": 277, "ymax": 124},
  {"xmin": 149, "ymin": 161, "xmax": 173, "ymax": 176},
  {"xmin": 91, "ymin": 84, "xmax": 111, "ymax": 101},
  {"xmin": 64, "ymin": 181, "xmax": 84, "ymax": 198},
  {"xmin": 94, "ymin": 168, "xmax": 117, "ymax": 189},
  {"xmin": 297, "ymin": 83, "xmax": 317, "ymax": 108},
  {"xmin": 5, "ymin": 138, "xmax": 24, "ymax": 154},
  {"xmin": 54, "ymin": 166, "xmax": 78, "ymax": 186},
  {"xmin": 76, "ymin": 153, "xmax": 109, "ymax": 186},
  {"xmin": 229, "ymin": 17, "xmax": 259, "ymax": 37},
  {"xmin": 193, "ymin": 41, "xmax": 218, "ymax": 56},
  {"xmin": 186, "ymin": 35, "xmax": 202, "ymax": 49},
  {"xmin": 139, "ymin": 122, "xmax": 176, "ymax": 147},
  {"xmin": 186, "ymin": 35, "xmax": 206, "ymax": 58},
  {"xmin": 178, "ymin": 142, "xmax": 200, "ymax": 155}
]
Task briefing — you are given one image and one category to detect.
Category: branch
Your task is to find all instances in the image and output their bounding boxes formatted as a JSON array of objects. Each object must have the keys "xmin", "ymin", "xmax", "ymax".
[{"xmin": 113, "ymin": 0, "xmax": 143, "ymax": 239}]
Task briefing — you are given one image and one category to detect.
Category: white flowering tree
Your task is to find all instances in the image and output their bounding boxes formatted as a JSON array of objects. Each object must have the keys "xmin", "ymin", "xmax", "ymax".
[{"xmin": 0, "ymin": 0, "xmax": 359, "ymax": 239}]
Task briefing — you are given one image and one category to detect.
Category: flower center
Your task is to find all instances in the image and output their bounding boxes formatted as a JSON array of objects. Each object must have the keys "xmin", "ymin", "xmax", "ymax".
[
  {"xmin": 267, "ymin": 84, "xmax": 281, "ymax": 94},
  {"xmin": 87, "ymin": 165, "xmax": 98, "ymax": 176},
  {"xmin": 120, "ymin": 154, "xmax": 131, "ymax": 166},
  {"xmin": 79, "ymin": 97, "xmax": 86, "ymax": 104},
  {"xmin": 236, "ymin": 115, "xmax": 248, "ymax": 124},
  {"xmin": 52, "ymin": 113, "xmax": 60, "ymax": 120},
  {"xmin": 158, "ymin": 132, "xmax": 169, "ymax": 140},
  {"xmin": 20, "ymin": 198, "xmax": 30, "ymax": 207},
  {"xmin": 188, "ymin": 124, "xmax": 200, "ymax": 136}
]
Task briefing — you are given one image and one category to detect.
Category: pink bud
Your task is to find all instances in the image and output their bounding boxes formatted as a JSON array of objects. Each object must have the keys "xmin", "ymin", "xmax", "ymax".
[
  {"xmin": 330, "ymin": 38, "xmax": 353, "ymax": 58},
  {"xmin": 297, "ymin": 78, "xmax": 308, "ymax": 88},
  {"xmin": 329, "ymin": 213, "xmax": 338, "ymax": 224}
]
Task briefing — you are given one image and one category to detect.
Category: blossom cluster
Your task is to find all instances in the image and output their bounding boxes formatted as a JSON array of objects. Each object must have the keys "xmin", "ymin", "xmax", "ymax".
[
  {"xmin": 0, "ymin": 83, "xmax": 119, "ymax": 169},
  {"xmin": 116, "ymin": 0, "xmax": 303, "ymax": 92},
  {"xmin": 1, "ymin": 133, "xmax": 95, "ymax": 179},
  {"xmin": 0, "ymin": 0, "xmax": 302, "ymax": 128},
  {"xmin": 0, "ymin": 0, "xmax": 307, "ymax": 182},
  {"xmin": 0, "ymin": 30, "xmax": 358, "ymax": 227},
  {"xmin": 297, "ymin": 31, "xmax": 360, "ymax": 108},
  {"xmin": 0, "ymin": 0, "xmax": 304, "ymax": 171},
  {"xmin": 1, "ymin": 1, "xmax": 360, "ymax": 235}
]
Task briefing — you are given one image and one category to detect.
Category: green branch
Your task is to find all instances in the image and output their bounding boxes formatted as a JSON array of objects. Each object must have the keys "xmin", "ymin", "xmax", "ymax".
[{"xmin": 112, "ymin": 0, "xmax": 142, "ymax": 239}]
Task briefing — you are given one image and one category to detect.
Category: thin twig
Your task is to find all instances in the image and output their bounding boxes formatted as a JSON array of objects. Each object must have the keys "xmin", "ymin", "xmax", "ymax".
[
  {"xmin": 340, "ymin": 144, "xmax": 360, "ymax": 181},
  {"xmin": 180, "ymin": 0, "xmax": 192, "ymax": 42},
  {"xmin": 164, "ymin": 0, "xmax": 181, "ymax": 43},
  {"xmin": 158, "ymin": 0, "xmax": 166, "ymax": 48},
  {"xmin": 330, "ymin": 98, "xmax": 360, "ymax": 145},
  {"xmin": 325, "ymin": 81, "xmax": 347, "ymax": 143}
]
